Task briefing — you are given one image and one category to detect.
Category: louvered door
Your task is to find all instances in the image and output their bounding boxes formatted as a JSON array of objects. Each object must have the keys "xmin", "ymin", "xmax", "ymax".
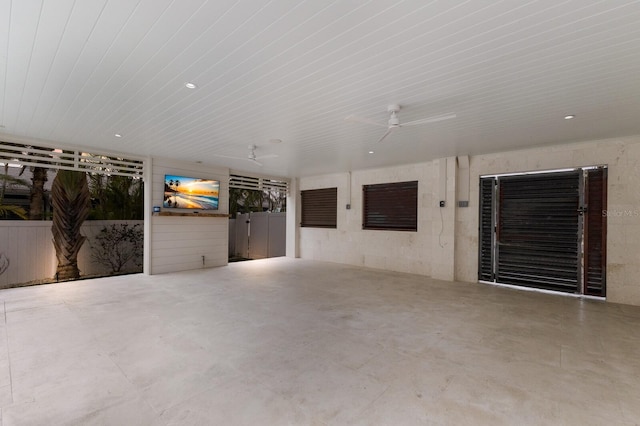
[
  {"xmin": 496, "ymin": 172, "xmax": 581, "ymax": 292},
  {"xmin": 478, "ymin": 178, "xmax": 496, "ymax": 281},
  {"xmin": 478, "ymin": 168, "xmax": 607, "ymax": 296},
  {"xmin": 583, "ymin": 168, "xmax": 607, "ymax": 296}
]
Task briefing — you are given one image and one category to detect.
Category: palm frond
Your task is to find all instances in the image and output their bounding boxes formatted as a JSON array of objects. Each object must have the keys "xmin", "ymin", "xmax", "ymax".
[{"xmin": 0, "ymin": 204, "xmax": 28, "ymax": 220}]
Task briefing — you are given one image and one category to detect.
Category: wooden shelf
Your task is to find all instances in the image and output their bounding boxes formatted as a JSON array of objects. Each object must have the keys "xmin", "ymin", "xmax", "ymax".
[{"xmin": 157, "ymin": 211, "xmax": 229, "ymax": 217}]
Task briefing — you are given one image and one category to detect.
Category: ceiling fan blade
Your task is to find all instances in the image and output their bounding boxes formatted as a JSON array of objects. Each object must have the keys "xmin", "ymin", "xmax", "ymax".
[
  {"xmin": 212, "ymin": 154, "xmax": 246, "ymax": 160},
  {"xmin": 345, "ymin": 115, "xmax": 388, "ymax": 127},
  {"xmin": 376, "ymin": 127, "xmax": 395, "ymax": 143},
  {"xmin": 255, "ymin": 154, "xmax": 278, "ymax": 160},
  {"xmin": 401, "ymin": 113, "xmax": 457, "ymax": 127}
]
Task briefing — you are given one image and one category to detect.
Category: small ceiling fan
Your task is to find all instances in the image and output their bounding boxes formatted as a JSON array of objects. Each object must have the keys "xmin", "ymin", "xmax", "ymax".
[
  {"xmin": 214, "ymin": 144, "xmax": 277, "ymax": 167},
  {"xmin": 345, "ymin": 104, "xmax": 456, "ymax": 143}
]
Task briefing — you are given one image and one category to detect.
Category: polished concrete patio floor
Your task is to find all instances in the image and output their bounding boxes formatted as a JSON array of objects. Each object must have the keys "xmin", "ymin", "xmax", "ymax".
[{"xmin": 0, "ymin": 257, "xmax": 639, "ymax": 425}]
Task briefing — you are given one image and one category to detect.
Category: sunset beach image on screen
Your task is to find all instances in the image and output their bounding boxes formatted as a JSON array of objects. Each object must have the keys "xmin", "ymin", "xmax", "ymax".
[{"xmin": 163, "ymin": 175, "xmax": 220, "ymax": 210}]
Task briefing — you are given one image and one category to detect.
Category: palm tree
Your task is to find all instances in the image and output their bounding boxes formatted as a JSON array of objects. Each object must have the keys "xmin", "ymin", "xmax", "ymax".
[
  {"xmin": 0, "ymin": 204, "xmax": 27, "ymax": 220},
  {"xmin": 229, "ymin": 188, "xmax": 268, "ymax": 215},
  {"xmin": 88, "ymin": 174, "xmax": 143, "ymax": 220},
  {"xmin": 15, "ymin": 144, "xmax": 53, "ymax": 220},
  {"xmin": 174, "ymin": 180, "xmax": 180, "ymax": 207},
  {"xmin": 51, "ymin": 169, "xmax": 91, "ymax": 280},
  {"xmin": 27, "ymin": 167, "xmax": 48, "ymax": 220}
]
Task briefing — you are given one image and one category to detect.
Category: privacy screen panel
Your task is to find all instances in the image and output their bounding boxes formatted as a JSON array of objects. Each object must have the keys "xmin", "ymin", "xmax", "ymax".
[
  {"xmin": 584, "ymin": 168, "xmax": 607, "ymax": 297},
  {"xmin": 478, "ymin": 178, "xmax": 496, "ymax": 281},
  {"xmin": 363, "ymin": 181, "xmax": 418, "ymax": 231},
  {"xmin": 496, "ymin": 171, "xmax": 580, "ymax": 293},
  {"xmin": 300, "ymin": 187, "xmax": 337, "ymax": 228}
]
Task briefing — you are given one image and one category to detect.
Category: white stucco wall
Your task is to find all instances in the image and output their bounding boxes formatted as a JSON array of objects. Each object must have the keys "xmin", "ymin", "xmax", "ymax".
[
  {"xmin": 299, "ymin": 159, "xmax": 457, "ymax": 279},
  {"xmin": 298, "ymin": 135, "xmax": 640, "ymax": 306},
  {"xmin": 456, "ymin": 135, "xmax": 640, "ymax": 305}
]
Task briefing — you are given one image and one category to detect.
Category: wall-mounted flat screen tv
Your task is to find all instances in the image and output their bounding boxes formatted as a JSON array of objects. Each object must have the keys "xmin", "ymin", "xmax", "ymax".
[{"xmin": 163, "ymin": 175, "xmax": 220, "ymax": 210}]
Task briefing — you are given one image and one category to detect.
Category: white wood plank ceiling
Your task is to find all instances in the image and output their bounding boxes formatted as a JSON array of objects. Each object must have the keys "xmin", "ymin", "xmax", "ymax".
[{"xmin": 1, "ymin": 0, "xmax": 639, "ymax": 177}]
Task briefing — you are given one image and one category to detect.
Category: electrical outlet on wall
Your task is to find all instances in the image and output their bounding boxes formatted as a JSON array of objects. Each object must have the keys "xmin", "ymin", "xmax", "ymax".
[{"xmin": 439, "ymin": 200, "xmax": 446, "ymax": 208}]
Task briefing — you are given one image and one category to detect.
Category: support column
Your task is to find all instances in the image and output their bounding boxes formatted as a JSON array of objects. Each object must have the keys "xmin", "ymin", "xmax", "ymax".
[
  {"xmin": 431, "ymin": 156, "xmax": 457, "ymax": 281},
  {"xmin": 286, "ymin": 177, "xmax": 300, "ymax": 258},
  {"xmin": 143, "ymin": 156, "xmax": 153, "ymax": 275}
]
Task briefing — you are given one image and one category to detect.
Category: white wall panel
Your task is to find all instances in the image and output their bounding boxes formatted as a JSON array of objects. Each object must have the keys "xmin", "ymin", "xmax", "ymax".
[{"xmin": 149, "ymin": 157, "xmax": 229, "ymax": 274}]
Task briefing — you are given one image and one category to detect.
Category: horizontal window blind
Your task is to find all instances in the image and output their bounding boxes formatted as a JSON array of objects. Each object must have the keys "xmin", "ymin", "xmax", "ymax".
[
  {"xmin": 301, "ymin": 187, "xmax": 337, "ymax": 228},
  {"xmin": 363, "ymin": 181, "xmax": 417, "ymax": 231}
]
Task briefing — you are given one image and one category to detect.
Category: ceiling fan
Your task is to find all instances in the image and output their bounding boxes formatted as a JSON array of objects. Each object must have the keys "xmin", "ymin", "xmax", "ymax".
[
  {"xmin": 214, "ymin": 144, "xmax": 277, "ymax": 167},
  {"xmin": 345, "ymin": 104, "xmax": 456, "ymax": 143}
]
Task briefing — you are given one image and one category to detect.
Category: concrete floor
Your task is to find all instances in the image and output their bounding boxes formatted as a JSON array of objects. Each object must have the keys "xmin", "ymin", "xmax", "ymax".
[{"xmin": 0, "ymin": 258, "xmax": 639, "ymax": 425}]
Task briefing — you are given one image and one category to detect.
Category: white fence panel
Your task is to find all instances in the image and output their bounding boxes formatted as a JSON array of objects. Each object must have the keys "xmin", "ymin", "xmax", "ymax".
[
  {"xmin": 0, "ymin": 220, "xmax": 143, "ymax": 288},
  {"xmin": 228, "ymin": 212, "xmax": 285, "ymax": 260},
  {"xmin": 249, "ymin": 212, "xmax": 269, "ymax": 259},
  {"xmin": 268, "ymin": 213, "xmax": 286, "ymax": 257},
  {"xmin": 234, "ymin": 214, "xmax": 250, "ymax": 258},
  {"xmin": 228, "ymin": 219, "xmax": 236, "ymax": 256}
]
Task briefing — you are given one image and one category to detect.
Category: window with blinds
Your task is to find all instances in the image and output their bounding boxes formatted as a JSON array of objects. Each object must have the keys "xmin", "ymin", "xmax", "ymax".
[
  {"xmin": 300, "ymin": 187, "xmax": 337, "ymax": 228},
  {"xmin": 363, "ymin": 181, "xmax": 417, "ymax": 231}
]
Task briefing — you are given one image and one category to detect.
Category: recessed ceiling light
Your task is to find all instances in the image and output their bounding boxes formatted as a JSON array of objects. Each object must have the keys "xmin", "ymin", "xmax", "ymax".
[
  {"xmin": 269, "ymin": 138, "xmax": 282, "ymax": 144},
  {"xmin": 564, "ymin": 115, "xmax": 575, "ymax": 120},
  {"xmin": 114, "ymin": 133, "xmax": 122, "ymax": 138},
  {"xmin": 368, "ymin": 151, "xmax": 374, "ymax": 154},
  {"xmin": 185, "ymin": 82, "xmax": 197, "ymax": 89}
]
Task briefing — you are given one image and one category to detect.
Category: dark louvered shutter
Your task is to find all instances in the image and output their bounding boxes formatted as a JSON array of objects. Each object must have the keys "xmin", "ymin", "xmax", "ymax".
[
  {"xmin": 584, "ymin": 168, "xmax": 607, "ymax": 296},
  {"xmin": 496, "ymin": 172, "xmax": 580, "ymax": 292},
  {"xmin": 301, "ymin": 188, "xmax": 337, "ymax": 228},
  {"xmin": 478, "ymin": 178, "xmax": 495, "ymax": 281},
  {"xmin": 363, "ymin": 181, "xmax": 417, "ymax": 231}
]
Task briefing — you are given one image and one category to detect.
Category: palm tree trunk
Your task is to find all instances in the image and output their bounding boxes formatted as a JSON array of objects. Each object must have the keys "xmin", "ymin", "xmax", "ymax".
[
  {"xmin": 29, "ymin": 167, "xmax": 48, "ymax": 220},
  {"xmin": 51, "ymin": 170, "xmax": 90, "ymax": 280}
]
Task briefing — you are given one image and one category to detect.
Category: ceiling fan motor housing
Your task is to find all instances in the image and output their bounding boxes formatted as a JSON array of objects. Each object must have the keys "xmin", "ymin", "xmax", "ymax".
[{"xmin": 387, "ymin": 104, "xmax": 401, "ymax": 126}]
